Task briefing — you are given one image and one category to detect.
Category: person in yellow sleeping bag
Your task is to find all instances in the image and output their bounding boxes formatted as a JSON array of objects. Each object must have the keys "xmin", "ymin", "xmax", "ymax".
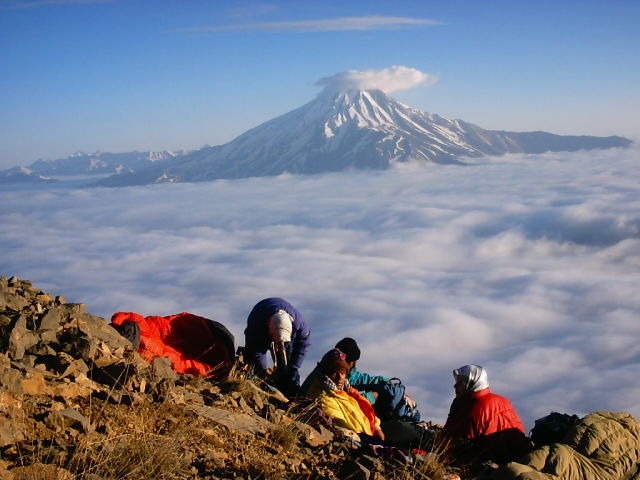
[{"xmin": 306, "ymin": 348, "xmax": 384, "ymax": 440}]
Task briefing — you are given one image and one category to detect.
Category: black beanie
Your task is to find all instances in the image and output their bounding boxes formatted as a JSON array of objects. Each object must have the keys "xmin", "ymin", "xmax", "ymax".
[{"xmin": 335, "ymin": 337, "xmax": 361, "ymax": 362}]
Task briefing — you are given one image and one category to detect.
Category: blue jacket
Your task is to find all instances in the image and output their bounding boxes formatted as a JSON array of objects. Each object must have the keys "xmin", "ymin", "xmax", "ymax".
[
  {"xmin": 244, "ymin": 298, "xmax": 311, "ymax": 372},
  {"xmin": 299, "ymin": 365, "xmax": 389, "ymax": 404}
]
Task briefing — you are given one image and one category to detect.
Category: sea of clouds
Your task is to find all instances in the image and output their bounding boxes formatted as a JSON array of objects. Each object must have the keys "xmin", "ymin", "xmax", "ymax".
[{"xmin": 2, "ymin": 147, "xmax": 639, "ymax": 427}]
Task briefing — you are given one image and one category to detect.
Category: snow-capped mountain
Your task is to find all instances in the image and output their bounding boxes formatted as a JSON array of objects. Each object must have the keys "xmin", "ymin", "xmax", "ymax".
[
  {"xmin": 103, "ymin": 90, "xmax": 630, "ymax": 186},
  {"xmin": 0, "ymin": 150, "xmax": 182, "ymax": 184},
  {"xmin": 98, "ymin": 89, "xmax": 631, "ymax": 186}
]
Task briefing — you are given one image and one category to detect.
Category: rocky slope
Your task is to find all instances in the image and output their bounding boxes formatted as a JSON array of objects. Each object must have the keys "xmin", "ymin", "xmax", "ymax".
[{"xmin": 0, "ymin": 276, "xmax": 451, "ymax": 480}]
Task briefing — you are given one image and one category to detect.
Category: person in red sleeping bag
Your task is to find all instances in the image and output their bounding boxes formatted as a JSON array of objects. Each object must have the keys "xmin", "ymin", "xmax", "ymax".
[{"xmin": 111, "ymin": 311, "xmax": 235, "ymax": 378}]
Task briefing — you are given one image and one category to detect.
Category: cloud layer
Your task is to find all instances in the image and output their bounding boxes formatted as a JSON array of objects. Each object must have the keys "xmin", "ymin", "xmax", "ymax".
[
  {"xmin": 1, "ymin": 147, "xmax": 639, "ymax": 427},
  {"xmin": 316, "ymin": 66, "xmax": 438, "ymax": 93}
]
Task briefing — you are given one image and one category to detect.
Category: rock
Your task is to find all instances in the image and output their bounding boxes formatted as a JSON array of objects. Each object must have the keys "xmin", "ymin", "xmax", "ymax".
[
  {"xmin": 38, "ymin": 308, "xmax": 61, "ymax": 343},
  {"xmin": 203, "ymin": 449, "xmax": 229, "ymax": 469},
  {"xmin": 339, "ymin": 459, "xmax": 371, "ymax": 480},
  {"xmin": 153, "ymin": 357, "xmax": 178, "ymax": 382},
  {"xmin": 89, "ymin": 361, "xmax": 137, "ymax": 388},
  {"xmin": 46, "ymin": 407, "xmax": 92, "ymax": 433},
  {"xmin": 59, "ymin": 358, "xmax": 89, "ymax": 379},
  {"xmin": 8, "ymin": 316, "xmax": 39, "ymax": 360},
  {"xmin": 50, "ymin": 382, "xmax": 93, "ymax": 399},
  {"xmin": 188, "ymin": 405, "xmax": 272, "ymax": 435},
  {"xmin": 58, "ymin": 328, "xmax": 95, "ymax": 361},
  {"xmin": 0, "ymin": 278, "xmax": 27, "ymax": 311},
  {"xmin": 21, "ymin": 371, "xmax": 51, "ymax": 395},
  {"xmin": 74, "ymin": 313, "xmax": 132, "ymax": 352},
  {"xmin": 63, "ymin": 303, "xmax": 85, "ymax": 315},
  {"xmin": 0, "ymin": 366, "xmax": 23, "ymax": 395},
  {"xmin": 0, "ymin": 416, "xmax": 25, "ymax": 447},
  {"xmin": 292, "ymin": 421, "xmax": 334, "ymax": 447}
]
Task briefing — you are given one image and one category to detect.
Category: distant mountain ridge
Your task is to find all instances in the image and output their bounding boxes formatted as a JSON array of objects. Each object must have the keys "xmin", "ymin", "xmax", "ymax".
[
  {"xmin": 0, "ymin": 150, "xmax": 181, "ymax": 185},
  {"xmin": 97, "ymin": 88, "xmax": 631, "ymax": 186},
  {"xmin": 0, "ymin": 167, "xmax": 57, "ymax": 185}
]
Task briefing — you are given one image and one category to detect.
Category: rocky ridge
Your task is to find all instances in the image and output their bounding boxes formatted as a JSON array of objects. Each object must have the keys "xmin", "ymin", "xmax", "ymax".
[{"xmin": 0, "ymin": 276, "xmax": 451, "ymax": 480}]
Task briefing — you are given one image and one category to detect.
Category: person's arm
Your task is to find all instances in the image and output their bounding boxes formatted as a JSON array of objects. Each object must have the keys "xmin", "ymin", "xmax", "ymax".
[
  {"xmin": 348, "ymin": 368, "xmax": 390, "ymax": 389},
  {"xmin": 244, "ymin": 321, "xmax": 269, "ymax": 373},
  {"xmin": 373, "ymin": 422, "xmax": 385, "ymax": 440},
  {"xmin": 288, "ymin": 318, "xmax": 311, "ymax": 370}
]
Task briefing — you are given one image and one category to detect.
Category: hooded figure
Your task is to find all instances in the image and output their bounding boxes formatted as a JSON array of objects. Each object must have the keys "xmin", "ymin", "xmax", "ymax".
[
  {"xmin": 243, "ymin": 298, "xmax": 310, "ymax": 396},
  {"xmin": 443, "ymin": 364, "xmax": 531, "ymax": 464}
]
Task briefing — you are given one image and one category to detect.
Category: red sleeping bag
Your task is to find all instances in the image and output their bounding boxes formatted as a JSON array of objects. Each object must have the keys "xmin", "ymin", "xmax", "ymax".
[{"xmin": 111, "ymin": 311, "xmax": 235, "ymax": 377}]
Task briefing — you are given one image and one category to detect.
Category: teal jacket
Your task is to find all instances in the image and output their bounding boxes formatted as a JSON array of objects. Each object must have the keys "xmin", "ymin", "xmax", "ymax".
[
  {"xmin": 300, "ymin": 365, "xmax": 389, "ymax": 404},
  {"xmin": 348, "ymin": 368, "xmax": 389, "ymax": 404}
]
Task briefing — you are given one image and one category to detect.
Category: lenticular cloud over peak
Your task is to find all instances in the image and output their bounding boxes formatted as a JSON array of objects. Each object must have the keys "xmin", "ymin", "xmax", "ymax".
[{"xmin": 316, "ymin": 66, "xmax": 438, "ymax": 93}]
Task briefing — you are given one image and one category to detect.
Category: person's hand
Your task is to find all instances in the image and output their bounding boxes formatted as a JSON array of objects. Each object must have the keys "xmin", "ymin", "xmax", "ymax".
[
  {"xmin": 404, "ymin": 393, "xmax": 417, "ymax": 409},
  {"xmin": 374, "ymin": 424, "xmax": 385, "ymax": 441}
]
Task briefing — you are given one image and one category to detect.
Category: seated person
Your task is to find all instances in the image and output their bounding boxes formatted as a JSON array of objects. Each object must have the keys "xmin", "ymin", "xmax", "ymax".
[
  {"xmin": 306, "ymin": 349, "xmax": 385, "ymax": 442},
  {"xmin": 300, "ymin": 337, "xmax": 388, "ymax": 404},
  {"xmin": 301, "ymin": 338, "xmax": 420, "ymax": 423},
  {"xmin": 442, "ymin": 364, "xmax": 532, "ymax": 464},
  {"xmin": 335, "ymin": 337, "xmax": 390, "ymax": 405}
]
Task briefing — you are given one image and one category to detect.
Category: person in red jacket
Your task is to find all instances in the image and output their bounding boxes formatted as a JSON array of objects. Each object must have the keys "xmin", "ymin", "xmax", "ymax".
[{"xmin": 442, "ymin": 364, "xmax": 531, "ymax": 464}]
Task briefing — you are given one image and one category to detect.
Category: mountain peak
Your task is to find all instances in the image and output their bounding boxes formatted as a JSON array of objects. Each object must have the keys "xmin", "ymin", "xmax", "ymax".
[{"xmin": 96, "ymin": 90, "xmax": 631, "ymax": 186}]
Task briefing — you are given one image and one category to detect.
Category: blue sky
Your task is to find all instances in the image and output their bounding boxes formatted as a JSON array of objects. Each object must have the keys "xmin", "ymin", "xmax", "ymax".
[{"xmin": 1, "ymin": 0, "xmax": 639, "ymax": 168}]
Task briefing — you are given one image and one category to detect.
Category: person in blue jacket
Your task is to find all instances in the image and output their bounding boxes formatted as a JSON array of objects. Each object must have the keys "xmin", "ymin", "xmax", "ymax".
[
  {"xmin": 244, "ymin": 297, "xmax": 311, "ymax": 396},
  {"xmin": 300, "ymin": 337, "xmax": 389, "ymax": 403}
]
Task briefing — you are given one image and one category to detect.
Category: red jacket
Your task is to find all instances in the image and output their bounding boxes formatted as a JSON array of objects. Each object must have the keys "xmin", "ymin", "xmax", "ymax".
[
  {"xmin": 443, "ymin": 387, "xmax": 525, "ymax": 439},
  {"xmin": 443, "ymin": 387, "xmax": 530, "ymax": 463}
]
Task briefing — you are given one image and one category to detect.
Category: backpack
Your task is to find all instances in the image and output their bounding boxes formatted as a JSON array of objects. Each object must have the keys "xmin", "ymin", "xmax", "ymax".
[
  {"xmin": 530, "ymin": 412, "xmax": 580, "ymax": 446},
  {"xmin": 373, "ymin": 378, "xmax": 421, "ymax": 423}
]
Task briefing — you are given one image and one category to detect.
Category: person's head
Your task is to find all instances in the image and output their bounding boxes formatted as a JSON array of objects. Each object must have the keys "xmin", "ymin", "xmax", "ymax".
[
  {"xmin": 268, "ymin": 310, "xmax": 293, "ymax": 343},
  {"xmin": 335, "ymin": 337, "xmax": 360, "ymax": 367},
  {"xmin": 319, "ymin": 348, "xmax": 350, "ymax": 389},
  {"xmin": 453, "ymin": 364, "xmax": 489, "ymax": 397}
]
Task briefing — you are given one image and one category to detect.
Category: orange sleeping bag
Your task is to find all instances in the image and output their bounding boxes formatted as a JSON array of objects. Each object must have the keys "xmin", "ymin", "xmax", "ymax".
[{"xmin": 111, "ymin": 311, "xmax": 235, "ymax": 377}]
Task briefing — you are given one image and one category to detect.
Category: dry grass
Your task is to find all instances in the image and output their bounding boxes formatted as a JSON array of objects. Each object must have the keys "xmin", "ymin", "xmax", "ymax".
[
  {"xmin": 391, "ymin": 438, "xmax": 459, "ymax": 480},
  {"xmin": 12, "ymin": 400, "xmax": 196, "ymax": 480},
  {"xmin": 71, "ymin": 403, "xmax": 194, "ymax": 480}
]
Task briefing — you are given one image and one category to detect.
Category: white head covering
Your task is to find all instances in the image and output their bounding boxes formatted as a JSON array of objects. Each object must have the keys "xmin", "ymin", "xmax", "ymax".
[
  {"xmin": 267, "ymin": 310, "xmax": 294, "ymax": 343},
  {"xmin": 453, "ymin": 364, "xmax": 489, "ymax": 393}
]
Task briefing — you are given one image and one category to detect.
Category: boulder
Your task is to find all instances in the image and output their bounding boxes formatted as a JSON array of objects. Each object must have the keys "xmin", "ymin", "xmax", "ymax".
[
  {"xmin": 188, "ymin": 405, "xmax": 272, "ymax": 435},
  {"xmin": 8, "ymin": 316, "xmax": 39, "ymax": 360}
]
